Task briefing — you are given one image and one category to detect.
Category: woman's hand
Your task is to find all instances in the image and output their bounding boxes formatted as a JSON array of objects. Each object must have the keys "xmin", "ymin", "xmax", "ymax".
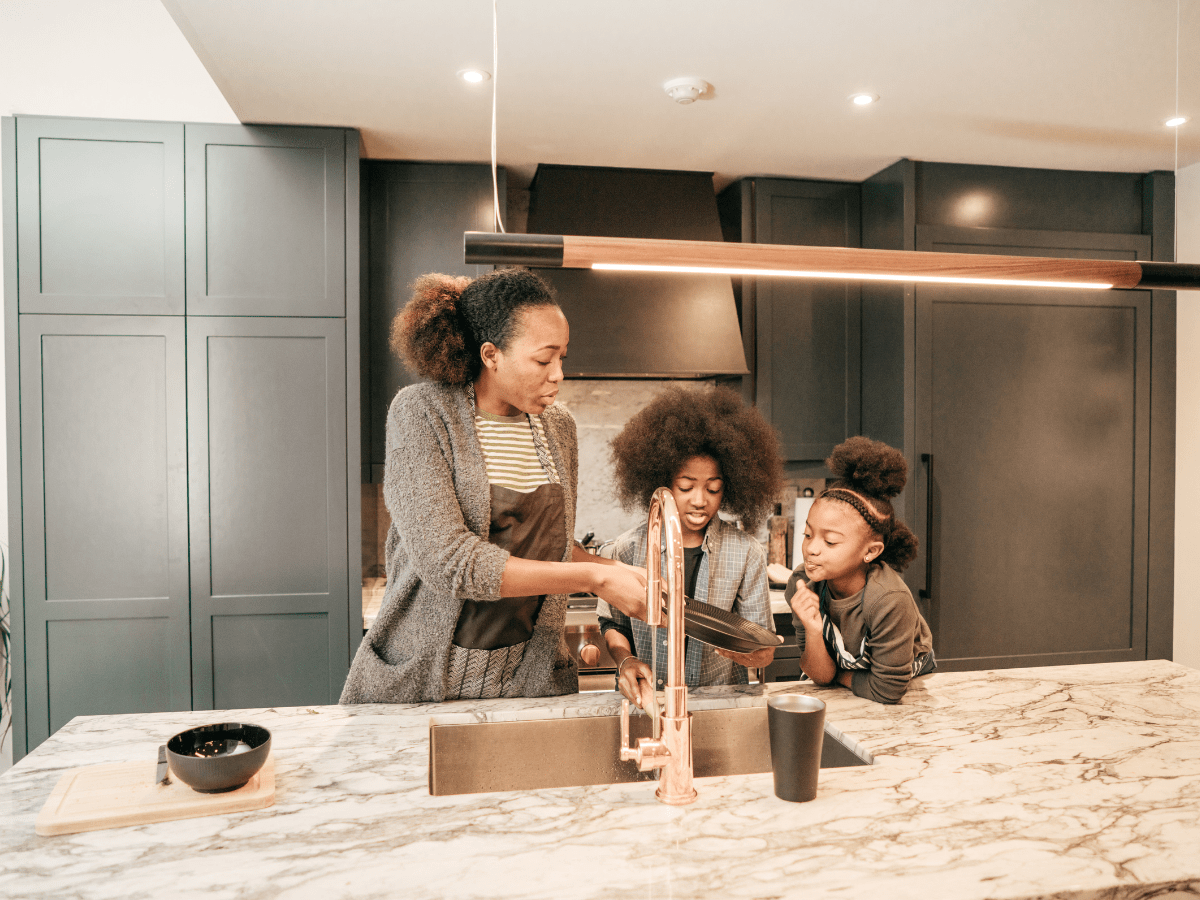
[
  {"xmin": 593, "ymin": 562, "xmax": 648, "ymax": 620},
  {"xmin": 616, "ymin": 655, "xmax": 656, "ymax": 710},
  {"xmin": 789, "ymin": 581, "xmax": 823, "ymax": 635},
  {"xmin": 715, "ymin": 646, "xmax": 776, "ymax": 668}
]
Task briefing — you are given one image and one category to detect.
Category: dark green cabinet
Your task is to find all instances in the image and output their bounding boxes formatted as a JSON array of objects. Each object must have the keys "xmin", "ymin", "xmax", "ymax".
[
  {"xmin": 17, "ymin": 316, "xmax": 191, "ymax": 742},
  {"xmin": 187, "ymin": 318, "xmax": 349, "ymax": 709},
  {"xmin": 915, "ymin": 286, "xmax": 1150, "ymax": 669},
  {"xmin": 16, "ymin": 118, "xmax": 185, "ymax": 315},
  {"xmin": 4, "ymin": 115, "xmax": 361, "ymax": 757},
  {"xmin": 185, "ymin": 125, "xmax": 346, "ymax": 317},
  {"xmin": 862, "ymin": 159, "xmax": 1174, "ymax": 671},
  {"xmin": 718, "ymin": 178, "xmax": 862, "ymax": 462}
]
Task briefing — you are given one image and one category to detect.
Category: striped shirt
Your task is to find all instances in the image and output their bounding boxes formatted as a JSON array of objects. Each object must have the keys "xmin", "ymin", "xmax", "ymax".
[{"xmin": 474, "ymin": 410, "xmax": 558, "ymax": 491}]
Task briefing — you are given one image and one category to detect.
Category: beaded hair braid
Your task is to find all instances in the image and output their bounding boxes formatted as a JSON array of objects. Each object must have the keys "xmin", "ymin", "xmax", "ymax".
[
  {"xmin": 820, "ymin": 435, "xmax": 919, "ymax": 571},
  {"xmin": 821, "ymin": 487, "xmax": 891, "ymax": 537}
]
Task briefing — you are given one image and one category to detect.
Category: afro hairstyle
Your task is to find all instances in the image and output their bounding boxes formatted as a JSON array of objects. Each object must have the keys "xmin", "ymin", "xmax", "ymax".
[{"xmin": 610, "ymin": 385, "xmax": 784, "ymax": 533}]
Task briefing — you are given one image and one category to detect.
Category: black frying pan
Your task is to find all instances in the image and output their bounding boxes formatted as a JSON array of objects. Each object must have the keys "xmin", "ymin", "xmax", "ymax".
[{"xmin": 660, "ymin": 595, "xmax": 785, "ymax": 653}]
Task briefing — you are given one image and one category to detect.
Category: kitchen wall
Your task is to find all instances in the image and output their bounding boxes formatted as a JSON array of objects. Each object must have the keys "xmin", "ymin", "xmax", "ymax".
[
  {"xmin": 0, "ymin": 0, "xmax": 238, "ymax": 775},
  {"xmin": 1175, "ymin": 160, "xmax": 1200, "ymax": 671},
  {"xmin": 558, "ymin": 379, "xmax": 712, "ymax": 544}
]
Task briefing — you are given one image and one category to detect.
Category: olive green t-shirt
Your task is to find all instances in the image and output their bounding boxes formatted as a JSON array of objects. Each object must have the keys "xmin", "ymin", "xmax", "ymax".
[{"xmin": 785, "ymin": 562, "xmax": 933, "ymax": 704}]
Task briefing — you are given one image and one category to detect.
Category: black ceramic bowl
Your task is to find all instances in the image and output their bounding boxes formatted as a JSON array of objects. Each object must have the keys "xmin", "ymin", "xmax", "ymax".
[{"xmin": 166, "ymin": 723, "xmax": 272, "ymax": 793}]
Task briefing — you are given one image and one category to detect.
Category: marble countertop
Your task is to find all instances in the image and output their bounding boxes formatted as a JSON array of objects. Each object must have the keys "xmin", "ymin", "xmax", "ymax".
[{"xmin": 3, "ymin": 660, "xmax": 1200, "ymax": 900}]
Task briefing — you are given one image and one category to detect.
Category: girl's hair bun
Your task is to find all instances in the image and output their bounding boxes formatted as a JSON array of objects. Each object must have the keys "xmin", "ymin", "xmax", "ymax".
[{"xmin": 826, "ymin": 436, "xmax": 907, "ymax": 499}]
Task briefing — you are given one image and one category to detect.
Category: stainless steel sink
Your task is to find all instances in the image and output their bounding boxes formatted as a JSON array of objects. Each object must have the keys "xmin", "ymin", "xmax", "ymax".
[{"xmin": 428, "ymin": 703, "xmax": 873, "ymax": 796}]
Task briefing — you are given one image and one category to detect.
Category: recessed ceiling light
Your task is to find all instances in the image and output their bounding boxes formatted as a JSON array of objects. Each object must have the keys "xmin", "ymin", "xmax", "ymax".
[
  {"xmin": 849, "ymin": 93, "xmax": 878, "ymax": 106},
  {"xmin": 458, "ymin": 69, "xmax": 491, "ymax": 84},
  {"xmin": 1166, "ymin": 115, "xmax": 1189, "ymax": 127}
]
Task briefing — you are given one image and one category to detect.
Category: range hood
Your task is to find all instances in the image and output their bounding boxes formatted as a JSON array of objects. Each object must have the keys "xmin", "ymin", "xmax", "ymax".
[{"xmin": 521, "ymin": 164, "xmax": 748, "ymax": 378}]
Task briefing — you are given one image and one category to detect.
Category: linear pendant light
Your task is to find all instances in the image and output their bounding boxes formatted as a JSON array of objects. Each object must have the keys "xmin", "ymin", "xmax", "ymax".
[{"xmin": 464, "ymin": 232, "xmax": 1200, "ymax": 292}]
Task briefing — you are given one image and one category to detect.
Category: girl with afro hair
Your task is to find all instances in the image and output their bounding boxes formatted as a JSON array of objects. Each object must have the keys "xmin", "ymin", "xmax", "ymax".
[
  {"xmin": 597, "ymin": 385, "xmax": 784, "ymax": 708},
  {"xmin": 341, "ymin": 268, "xmax": 647, "ymax": 705},
  {"xmin": 785, "ymin": 436, "xmax": 935, "ymax": 704}
]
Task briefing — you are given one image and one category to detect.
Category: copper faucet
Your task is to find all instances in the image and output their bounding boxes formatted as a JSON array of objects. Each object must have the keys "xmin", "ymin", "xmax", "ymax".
[{"xmin": 619, "ymin": 487, "xmax": 697, "ymax": 806}]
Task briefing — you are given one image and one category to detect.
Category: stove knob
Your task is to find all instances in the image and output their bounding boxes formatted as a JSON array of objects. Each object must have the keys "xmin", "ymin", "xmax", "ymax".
[{"xmin": 579, "ymin": 643, "xmax": 601, "ymax": 667}]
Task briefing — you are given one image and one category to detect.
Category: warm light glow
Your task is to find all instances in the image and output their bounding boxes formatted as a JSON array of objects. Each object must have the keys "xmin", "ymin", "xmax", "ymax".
[
  {"xmin": 591, "ymin": 262, "xmax": 1111, "ymax": 290},
  {"xmin": 1166, "ymin": 115, "xmax": 1189, "ymax": 127},
  {"xmin": 850, "ymin": 93, "xmax": 878, "ymax": 106},
  {"xmin": 458, "ymin": 69, "xmax": 490, "ymax": 83}
]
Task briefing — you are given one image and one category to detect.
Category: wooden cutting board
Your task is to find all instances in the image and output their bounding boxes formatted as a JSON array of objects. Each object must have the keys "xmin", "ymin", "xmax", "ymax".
[{"xmin": 35, "ymin": 754, "xmax": 275, "ymax": 836}]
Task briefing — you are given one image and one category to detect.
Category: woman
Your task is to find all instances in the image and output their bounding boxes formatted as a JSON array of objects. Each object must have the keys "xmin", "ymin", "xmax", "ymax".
[
  {"xmin": 341, "ymin": 268, "xmax": 646, "ymax": 703},
  {"xmin": 597, "ymin": 386, "xmax": 784, "ymax": 709}
]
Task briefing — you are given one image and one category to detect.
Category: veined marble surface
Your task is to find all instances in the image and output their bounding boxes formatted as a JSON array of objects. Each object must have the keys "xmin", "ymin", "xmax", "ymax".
[{"xmin": 3, "ymin": 661, "xmax": 1200, "ymax": 900}]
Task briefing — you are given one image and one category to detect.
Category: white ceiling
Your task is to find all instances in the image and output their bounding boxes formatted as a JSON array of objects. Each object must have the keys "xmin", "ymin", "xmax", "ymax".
[{"xmin": 164, "ymin": 0, "xmax": 1200, "ymax": 189}]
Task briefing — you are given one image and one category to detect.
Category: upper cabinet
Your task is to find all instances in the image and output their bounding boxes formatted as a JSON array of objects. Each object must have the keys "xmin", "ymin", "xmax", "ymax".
[
  {"xmin": 186, "ymin": 125, "xmax": 346, "ymax": 317},
  {"xmin": 16, "ymin": 117, "xmax": 185, "ymax": 315},
  {"xmin": 4, "ymin": 115, "xmax": 361, "ymax": 756},
  {"xmin": 14, "ymin": 118, "xmax": 347, "ymax": 318},
  {"xmin": 718, "ymin": 178, "xmax": 862, "ymax": 462}
]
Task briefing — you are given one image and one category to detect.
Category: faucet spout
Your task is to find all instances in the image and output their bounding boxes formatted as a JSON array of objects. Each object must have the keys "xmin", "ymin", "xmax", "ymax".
[{"xmin": 618, "ymin": 487, "xmax": 697, "ymax": 806}]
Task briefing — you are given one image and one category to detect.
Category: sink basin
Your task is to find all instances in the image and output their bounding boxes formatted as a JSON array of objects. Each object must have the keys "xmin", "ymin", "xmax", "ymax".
[{"xmin": 428, "ymin": 702, "xmax": 872, "ymax": 796}]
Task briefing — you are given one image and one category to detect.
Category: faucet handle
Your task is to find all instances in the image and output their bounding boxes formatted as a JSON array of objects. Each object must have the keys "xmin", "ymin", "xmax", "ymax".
[
  {"xmin": 619, "ymin": 700, "xmax": 671, "ymax": 772},
  {"xmin": 619, "ymin": 699, "xmax": 636, "ymax": 762}
]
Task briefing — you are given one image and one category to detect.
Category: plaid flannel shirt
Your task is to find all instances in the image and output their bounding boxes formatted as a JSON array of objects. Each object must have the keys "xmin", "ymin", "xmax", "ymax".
[{"xmin": 596, "ymin": 516, "xmax": 774, "ymax": 687}]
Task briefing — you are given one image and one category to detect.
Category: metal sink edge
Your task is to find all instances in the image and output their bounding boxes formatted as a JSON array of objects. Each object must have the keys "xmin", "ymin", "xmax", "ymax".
[{"xmin": 428, "ymin": 703, "xmax": 872, "ymax": 796}]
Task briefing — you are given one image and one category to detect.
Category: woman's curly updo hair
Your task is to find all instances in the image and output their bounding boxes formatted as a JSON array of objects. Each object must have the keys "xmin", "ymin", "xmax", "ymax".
[
  {"xmin": 390, "ymin": 267, "xmax": 559, "ymax": 385},
  {"xmin": 610, "ymin": 385, "xmax": 784, "ymax": 533},
  {"xmin": 820, "ymin": 436, "xmax": 919, "ymax": 572}
]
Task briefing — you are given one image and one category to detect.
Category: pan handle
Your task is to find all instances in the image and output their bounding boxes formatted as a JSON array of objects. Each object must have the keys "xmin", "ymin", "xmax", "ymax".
[{"xmin": 919, "ymin": 453, "xmax": 933, "ymax": 600}]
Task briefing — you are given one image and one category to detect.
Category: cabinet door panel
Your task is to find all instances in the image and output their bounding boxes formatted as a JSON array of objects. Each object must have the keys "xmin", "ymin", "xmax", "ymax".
[
  {"xmin": 188, "ymin": 318, "xmax": 349, "ymax": 708},
  {"xmin": 47, "ymin": 617, "xmax": 176, "ymax": 734},
  {"xmin": 916, "ymin": 287, "xmax": 1149, "ymax": 669},
  {"xmin": 758, "ymin": 281, "xmax": 861, "ymax": 461},
  {"xmin": 19, "ymin": 316, "xmax": 190, "ymax": 745},
  {"xmin": 212, "ymin": 613, "xmax": 329, "ymax": 709},
  {"xmin": 16, "ymin": 117, "xmax": 184, "ymax": 315},
  {"xmin": 753, "ymin": 183, "xmax": 862, "ymax": 461},
  {"xmin": 186, "ymin": 125, "xmax": 345, "ymax": 317}
]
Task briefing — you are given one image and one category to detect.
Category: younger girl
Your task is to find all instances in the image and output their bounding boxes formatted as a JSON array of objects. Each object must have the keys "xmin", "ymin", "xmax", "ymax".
[
  {"xmin": 597, "ymin": 386, "xmax": 784, "ymax": 709},
  {"xmin": 786, "ymin": 436, "xmax": 935, "ymax": 704}
]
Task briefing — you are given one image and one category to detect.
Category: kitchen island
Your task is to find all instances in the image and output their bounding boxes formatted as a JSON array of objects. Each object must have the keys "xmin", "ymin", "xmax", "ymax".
[{"xmin": 2, "ymin": 660, "xmax": 1200, "ymax": 900}]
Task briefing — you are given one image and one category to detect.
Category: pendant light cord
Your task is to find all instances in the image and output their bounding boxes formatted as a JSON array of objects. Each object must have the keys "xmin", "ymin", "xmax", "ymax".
[
  {"xmin": 491, "ymin": 0, "xmax": 505, "ymax": 233},
  {"xmin": 1174, "ymin": 0, "xmax": 1180, "ymax": 262}
]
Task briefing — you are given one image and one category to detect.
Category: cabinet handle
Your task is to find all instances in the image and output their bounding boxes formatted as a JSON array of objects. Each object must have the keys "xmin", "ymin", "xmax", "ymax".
[{"xmin": 919, "ymin": 453, "xmax": 933, "ymax": 600}]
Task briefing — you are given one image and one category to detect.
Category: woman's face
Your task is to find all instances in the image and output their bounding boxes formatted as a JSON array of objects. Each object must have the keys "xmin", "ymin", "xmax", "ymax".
[
  {"xmin": 479, "ymin": 305, "xmax": 570, "ymax": 416},
  {"xmin": 671, "ymin": 455, "xmax": 724, "ymax": 544},
  {"xmin": 801, "ymin": 498, "xmax": 883, "ymax": 586}
]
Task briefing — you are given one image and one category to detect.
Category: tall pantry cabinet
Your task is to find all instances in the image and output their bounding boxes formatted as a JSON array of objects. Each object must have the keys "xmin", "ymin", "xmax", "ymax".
[{"xmin": 3, "ymin": 116, "xmax": 362, "ymax": 758}]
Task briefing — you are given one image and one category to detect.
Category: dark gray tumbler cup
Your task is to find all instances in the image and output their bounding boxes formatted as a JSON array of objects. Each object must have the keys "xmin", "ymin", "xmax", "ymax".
[{"xmin": 767, "ymin": 694, "xmax": 826, "ymax": 801}]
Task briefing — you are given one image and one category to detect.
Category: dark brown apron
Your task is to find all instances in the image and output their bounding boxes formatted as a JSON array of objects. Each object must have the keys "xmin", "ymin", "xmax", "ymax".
[{"xmin": 451, "ymin": 481, "xmax": 566, "ymax": 649}]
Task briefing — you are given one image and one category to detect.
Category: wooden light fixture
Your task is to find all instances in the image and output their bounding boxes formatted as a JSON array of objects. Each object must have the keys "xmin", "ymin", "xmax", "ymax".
[{"xmin": 465, "ymin": 232, "xmax": 1200, "ymax": 291}]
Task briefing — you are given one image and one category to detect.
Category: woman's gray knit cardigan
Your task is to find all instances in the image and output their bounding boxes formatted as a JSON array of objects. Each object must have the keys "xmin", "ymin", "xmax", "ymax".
[{"xmin": 340, "ymin": 381, "xmax": 580, "ymax": 703}]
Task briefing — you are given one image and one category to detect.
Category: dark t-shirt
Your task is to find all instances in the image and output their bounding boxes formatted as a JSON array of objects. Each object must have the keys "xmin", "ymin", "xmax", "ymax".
[{"xmin": 683, "ymin": 545, "xmax": 704, "ymax": 598}]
